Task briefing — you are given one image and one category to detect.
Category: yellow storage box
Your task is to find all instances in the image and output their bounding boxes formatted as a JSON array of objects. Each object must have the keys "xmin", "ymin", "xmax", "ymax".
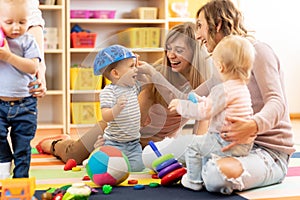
[
  {"xmin": 118, "ymin": 27, "xmax": 160, "ymax": 48},
  {"xmin": 131, "ymin": 7, "xmax": 158, "ymax": 19},
  {"xmin": 71, "ymin": 102, "xmax": 102, "ymax": 124},
  {"xmin": 70, "ymin": 66, "xmax": 102, "ymax": 90}
]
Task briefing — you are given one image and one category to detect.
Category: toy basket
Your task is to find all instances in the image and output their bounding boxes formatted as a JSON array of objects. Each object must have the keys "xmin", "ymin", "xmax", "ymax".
[
  {"xmin": 90, "ymin": 10, "xmax": 116, "ymax": 19},
  {"xmin": 71, "ymin": 102, "xmax": 102, "ymax": 124},
  {"xmin": 71, "ymin": 32, "xmax": 97, "ymax": 48},
  {"xmin": 131, "ymin": 7, "xmax": 158, "ymax": 19},
  {"xmin": 70, "ymin": 10, "xmax": 90, "ymax": 19}
]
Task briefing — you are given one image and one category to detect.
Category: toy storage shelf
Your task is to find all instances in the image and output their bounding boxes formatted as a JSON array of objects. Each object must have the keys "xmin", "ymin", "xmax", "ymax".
[
  {"xmin": 38, "ymin": 0, "xmax": 66, "ymax": 133},
  {"xmin": 65, "ymin": 0, "xmax": 210, "ymax": 132}
]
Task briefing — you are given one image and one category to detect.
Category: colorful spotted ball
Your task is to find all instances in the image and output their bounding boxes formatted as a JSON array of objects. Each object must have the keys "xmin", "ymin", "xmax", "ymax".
[{"xmin": 86, "ymin": 146, "xmax": 130, "ymax": 186}]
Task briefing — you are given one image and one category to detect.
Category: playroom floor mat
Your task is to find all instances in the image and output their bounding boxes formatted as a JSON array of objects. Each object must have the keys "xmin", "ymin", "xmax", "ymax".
[{"xmin": 28, "ymin": 147, "xmax": 300, "ymax": 200}]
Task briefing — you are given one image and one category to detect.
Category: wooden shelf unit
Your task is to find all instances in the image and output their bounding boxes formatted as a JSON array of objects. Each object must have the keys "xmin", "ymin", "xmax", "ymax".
[
  {"xmin": 37, "ymin": 0, "xmax": 66, "ymax": 134},
  {"xmin": 39, "ymin": 0, "xmax": 207, "ymax": 134}
]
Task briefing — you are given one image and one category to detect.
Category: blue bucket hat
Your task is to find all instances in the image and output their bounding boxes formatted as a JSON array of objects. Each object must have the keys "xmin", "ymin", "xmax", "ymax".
[{"xmin": 93, "ymin": 44, "xmax": 136, "ymax": 75}]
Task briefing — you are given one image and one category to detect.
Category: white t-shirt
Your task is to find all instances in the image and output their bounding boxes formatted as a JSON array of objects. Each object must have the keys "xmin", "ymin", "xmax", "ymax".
[{"xmin": 28, "ymin": 0, "xmax": 45, "ymax": 28}]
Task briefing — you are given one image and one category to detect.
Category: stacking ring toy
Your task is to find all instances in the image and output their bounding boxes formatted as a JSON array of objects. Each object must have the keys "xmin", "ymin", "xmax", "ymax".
[
  {"xmin": 149, "ymin": 141, "xmax": 186, "ymax": 186},
  {"xmin": 151, "ymin": 153, "xmax": 174, "ymax": 169},
  {"xmin": 161, "ymin": 168, "xmax": 187, "ymax": 186},
  {"xmin": 158, "ymin": 162, "xmax": 182, "ymax": 178},
  {"xmin": 156, "ymin": 158, "xmax": 177, "ymax": 172}
]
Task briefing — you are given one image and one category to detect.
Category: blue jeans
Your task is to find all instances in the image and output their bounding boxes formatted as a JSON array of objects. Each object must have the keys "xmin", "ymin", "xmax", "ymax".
[
  {"xmin": 186, "ymin": 132, "xmax": 252, "ymax": 185},
  {"xmin": 105, "ymin": 139, "xmax": 145, "ymax": 172},
  {"xmin": 0, "ymin": 96, "xmax": 37, "ymax": 178}
]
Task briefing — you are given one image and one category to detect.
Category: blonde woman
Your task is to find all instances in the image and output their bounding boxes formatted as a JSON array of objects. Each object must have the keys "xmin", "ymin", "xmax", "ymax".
[{"xmin": 36, "ymin": 22, "xmax": 213, "ymax": 166}]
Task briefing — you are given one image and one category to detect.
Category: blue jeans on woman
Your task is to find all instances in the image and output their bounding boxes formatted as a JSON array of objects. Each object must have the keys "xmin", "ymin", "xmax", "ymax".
[{"xmin": 0, "ymin": 96, "xmax": 37, "ymax": 178}]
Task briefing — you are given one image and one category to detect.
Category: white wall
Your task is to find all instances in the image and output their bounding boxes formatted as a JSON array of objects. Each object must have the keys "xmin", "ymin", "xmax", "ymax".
[{"xmin": 239, "ymin": 0, "xmax": 300, "ymax": 113}]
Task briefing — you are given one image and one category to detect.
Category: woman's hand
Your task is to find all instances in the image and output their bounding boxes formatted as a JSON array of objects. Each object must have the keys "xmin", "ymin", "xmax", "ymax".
[
  {"xmin": 29, "ymin": 70, "xmax": 47, "ymax": 98},
  {"xmin": 168, "ymin": 99, "xmax": 180, "ymax": 112},
  {"xmin": 221, "ymin": 116, "xmax": 258, "ymax": 152},
  {"xmin": 137, "ymin": 61, "xmax": 157, "ymax": 76}
]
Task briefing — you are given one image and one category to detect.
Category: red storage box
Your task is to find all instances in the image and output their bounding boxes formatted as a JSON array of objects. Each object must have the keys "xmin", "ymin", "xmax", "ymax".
[{"xmin": 71, "ymin": 32, "xmax": 97, "ymax": 48}]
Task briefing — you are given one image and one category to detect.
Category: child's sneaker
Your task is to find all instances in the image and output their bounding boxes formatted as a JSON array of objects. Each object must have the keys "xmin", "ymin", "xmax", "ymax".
[
  {"xmin": 0, "ymin": 162, "xmax": 11, "ymax": 179},
  {"xmin": 181, "ymin": 174, "xmax": 203, "ymax": 191}
]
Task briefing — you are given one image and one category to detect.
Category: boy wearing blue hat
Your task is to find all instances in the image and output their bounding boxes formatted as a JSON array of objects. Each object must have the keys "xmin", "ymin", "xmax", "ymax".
[{"xmin": 93, "ymin": 45, "xmax": 145, "ymax": 172}]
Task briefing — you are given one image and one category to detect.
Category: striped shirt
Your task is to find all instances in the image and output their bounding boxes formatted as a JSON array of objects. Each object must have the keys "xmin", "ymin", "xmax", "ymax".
[{"xmin": 100, "ymin": 82, "xmax": 141, "ymax": 142}]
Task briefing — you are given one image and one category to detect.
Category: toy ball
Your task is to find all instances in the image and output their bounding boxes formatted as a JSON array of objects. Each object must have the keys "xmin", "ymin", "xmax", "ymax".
[{"xmin": 86, "ymin": 146, "xmax": 130, "ymax": 186}]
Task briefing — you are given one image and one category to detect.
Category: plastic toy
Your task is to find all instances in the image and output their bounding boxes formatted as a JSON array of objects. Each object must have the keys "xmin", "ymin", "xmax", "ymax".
[
  {"xmin": 0, "ymin": 28, "xmax": 5, "ymax": 47},
  {"xmin": 86, "ymin": 145, "xmax": 130, "ymax": 186},
  {"xmin": 41, "ymin": 192, "xmax": 52, "ymax": 200},
  {"xmin": 71, "ymin": 166, "xmax": 81, "ymax": 171},
  {"xmin": 127, "ymin": 179, "xmax": 138, "ymax": 184},
  {"xmin": 0, "ymin": 177, "xmax": 36, "ymax": 200},
  {"xmin": 62, "ymin": 182, "xmax": 91, "ymax": 200},
  {"xmin": 187, "ymin": 92, "xmax": 198, "ymax": 103},
  {"xmin": 82, "ymin": 175, "xmax": 90, "ymax": 181},
  {"xmin": 148, "ymin": 141, "xmax": 186, "ymax": 186},
  {"xmin": 149, "ymin": 182, "xmax": 160, "ymax": 188},
  {"xmin": 133, "ymin": 184, "xmax": 145, "ymax": 190},
  {"xmin": 64, "ymin": 159, "xmax": 77, "ymax": 171},
  {"xmin": 102, "ymin": 184, "xmax": 112, "ymax": 194}
]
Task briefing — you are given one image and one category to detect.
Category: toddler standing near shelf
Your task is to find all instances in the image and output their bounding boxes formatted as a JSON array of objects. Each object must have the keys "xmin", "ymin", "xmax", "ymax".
[
  {"xmin": 0, "ymin": 0, "xmax": 41, "ymax": 179},
  {"xmin": 93, "ymin": 44, "xmax": 145, "ymax": 172},
  {"xmin": 168, "ymin": 35, "xmax": 255, "ymax": 191}
]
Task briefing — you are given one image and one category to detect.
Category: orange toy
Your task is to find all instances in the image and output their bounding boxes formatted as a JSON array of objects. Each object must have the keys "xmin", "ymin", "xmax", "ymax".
[{"xmin": 0, "ymin": 177, "xmax": 35, "ymax": 200}]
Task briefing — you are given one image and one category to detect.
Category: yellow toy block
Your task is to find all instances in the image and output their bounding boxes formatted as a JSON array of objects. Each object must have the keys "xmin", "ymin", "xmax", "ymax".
[{"xmin": 0, "ymin": 177, "xmax": 35, "ymax": 200}]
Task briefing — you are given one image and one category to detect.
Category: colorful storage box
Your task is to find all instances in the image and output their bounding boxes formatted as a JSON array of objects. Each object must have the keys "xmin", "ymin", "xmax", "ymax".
[
  {"xmin": 71, "ymin": 102, "xmax": 102, "ymax": 124},
  {"xmin": 71, "ymin": 32, "xmax": 97, "ymax": 48},
  {"xmin": 70, "ymin": 66, "xmax": 102, "ymax": 90},
  {"xmin": 118, "ymin": 27, "xmax": 160, "ymax": 48}
]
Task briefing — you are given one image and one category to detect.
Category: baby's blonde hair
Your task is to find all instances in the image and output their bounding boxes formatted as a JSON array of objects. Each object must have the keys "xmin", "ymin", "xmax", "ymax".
[
  {"xmin": 212, "ymin": 35, "xmax": 255, "ymax": 82},
  {"xmin": 0, "ymin": 0, "xmax": 30, "ymax": 14}
]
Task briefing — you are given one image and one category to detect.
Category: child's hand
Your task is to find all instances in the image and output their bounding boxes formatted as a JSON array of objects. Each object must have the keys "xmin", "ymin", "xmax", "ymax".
[
  {"xmin": 168, "ymin": 99, "xmax": 180, "ymax": 112},
  {"xmin": 0, "ymin": 39, "xmax": 11, "ymax": 61},
  {"xmin": 94, "ymin": 135, "xmax": 105, "ymax": 149},
  {"xmin": 116, "ymin": 95, "xmax": 127, "ymax": 110}
]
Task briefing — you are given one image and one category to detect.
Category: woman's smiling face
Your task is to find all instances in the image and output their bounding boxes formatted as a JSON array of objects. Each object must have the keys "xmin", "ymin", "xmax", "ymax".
[{"xmin": 166, "ymin": 37, "xmax": 193, "ymax": 75}]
